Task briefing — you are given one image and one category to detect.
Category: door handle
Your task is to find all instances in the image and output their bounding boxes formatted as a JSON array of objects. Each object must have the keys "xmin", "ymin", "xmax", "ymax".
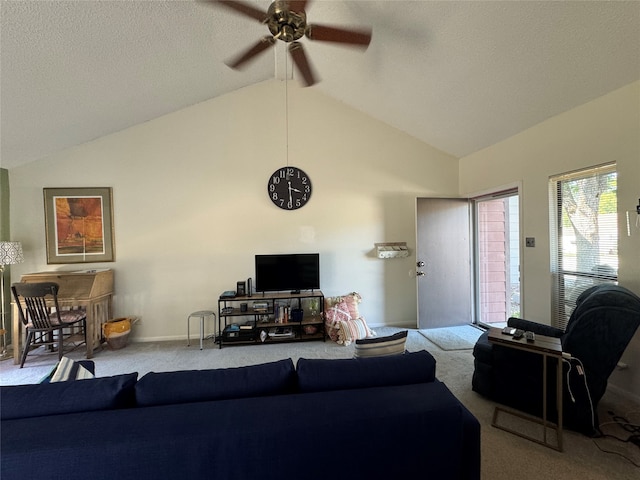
[
  {"xmin": 417, "ymin": 261, "xmax": 425, "ymax": 267},
  {"xmin": 416, "ymin": 271, "xmax": 425, "ymax": 276}
]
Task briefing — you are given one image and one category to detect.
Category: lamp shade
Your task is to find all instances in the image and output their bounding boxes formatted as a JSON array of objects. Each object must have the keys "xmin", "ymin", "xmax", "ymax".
[{"xmin": 0, "ymin": 242, "xmax": 24, "ymax": 266}]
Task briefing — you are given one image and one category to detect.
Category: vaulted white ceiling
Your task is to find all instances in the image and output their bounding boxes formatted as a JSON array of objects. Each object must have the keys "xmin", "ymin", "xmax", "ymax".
[{"xmin": 1, "ymin": 1, "xmax": 639, "ymax": 169}]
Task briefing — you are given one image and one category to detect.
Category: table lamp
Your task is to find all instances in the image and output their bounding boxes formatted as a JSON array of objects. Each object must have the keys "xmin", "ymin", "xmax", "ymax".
[{"xmin": 0, "ymin": 241, "xmax": 24, "ymax": 360}]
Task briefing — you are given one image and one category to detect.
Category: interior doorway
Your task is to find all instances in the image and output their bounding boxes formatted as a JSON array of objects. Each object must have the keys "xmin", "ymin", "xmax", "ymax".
[{"xmin": 416, "ymin": 190, "xmax": 520, "ymax": 329}]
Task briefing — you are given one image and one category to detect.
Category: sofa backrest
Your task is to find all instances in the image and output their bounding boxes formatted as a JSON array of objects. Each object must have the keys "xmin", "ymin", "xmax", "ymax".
[{"xmin": 2, "ymin": 350, "xmax": 439, "ymax": 420}]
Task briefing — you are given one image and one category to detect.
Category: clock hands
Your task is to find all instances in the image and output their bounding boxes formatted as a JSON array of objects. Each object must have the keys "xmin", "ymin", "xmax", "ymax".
[
  {"xmin": 288, "ymin": 182, "xmax": 302, "ymax": 193},
  {"xmin": 287, "ymin": 181, "xmax": 302, "ymax": 208}
]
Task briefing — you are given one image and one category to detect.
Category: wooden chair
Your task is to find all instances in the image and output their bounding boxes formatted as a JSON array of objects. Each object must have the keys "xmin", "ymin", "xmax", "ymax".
[{"xmin": 11, "ymin": 282, "xmax": 87, "ymax": 368}]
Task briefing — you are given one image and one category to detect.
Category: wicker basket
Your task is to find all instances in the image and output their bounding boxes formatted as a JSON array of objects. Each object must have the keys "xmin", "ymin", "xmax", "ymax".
[{"xmin": 103, "ymin": 317, "xmax": 132, "ymax": 350}]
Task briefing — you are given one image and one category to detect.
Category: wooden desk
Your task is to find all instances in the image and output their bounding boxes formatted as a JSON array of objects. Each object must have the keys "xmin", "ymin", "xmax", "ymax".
[
  {"xmin": 488, "ymin": 327, "xmax": 564, "ymax": 451},
  {"xmin": 12, "ymin": 269, "xmax": 113, "ymax": 364}
]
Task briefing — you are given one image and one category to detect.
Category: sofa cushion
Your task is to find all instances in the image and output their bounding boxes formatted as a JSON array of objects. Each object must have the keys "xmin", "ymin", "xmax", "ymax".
[
  {"xmin": 355, "ymin": 330, "xmax": 407, "ymax": 357},
  {"xmin": 0, "ymin": 372, "xmax": 138, "ymax": 420},
  {"xmin": 135, "ymin": 358, "xmax": 297, "ymax": 407},
  {"xmin": 297, "ymin": 350, "xmax": 436, "ymax": 392}
]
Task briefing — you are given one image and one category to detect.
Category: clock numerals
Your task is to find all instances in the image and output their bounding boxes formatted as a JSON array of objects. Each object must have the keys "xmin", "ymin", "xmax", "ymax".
[{"xmin": 267, "ymin": 166, "xmax": 312, "ymax": 210}]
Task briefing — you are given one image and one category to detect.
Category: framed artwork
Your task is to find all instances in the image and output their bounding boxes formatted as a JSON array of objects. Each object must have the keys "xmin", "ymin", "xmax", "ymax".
[{"xmin": 43, "ymin": 187, "xmax": 115, "ymax": 264}]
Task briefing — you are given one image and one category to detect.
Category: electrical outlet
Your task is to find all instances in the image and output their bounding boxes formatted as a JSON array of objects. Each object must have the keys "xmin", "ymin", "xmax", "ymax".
[{"xmin": 525, "ymin": 237, "xmax": 535, "ymax": 247}]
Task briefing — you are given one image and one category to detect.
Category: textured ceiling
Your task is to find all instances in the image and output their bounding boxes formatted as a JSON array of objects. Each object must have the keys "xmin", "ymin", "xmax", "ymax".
[{"xmin": 1, "ymin": 1, "xmax": 639, "ymax": 169}]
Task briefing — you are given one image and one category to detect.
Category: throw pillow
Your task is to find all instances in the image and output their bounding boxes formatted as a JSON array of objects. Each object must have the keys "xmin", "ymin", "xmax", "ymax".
[
  {"xmin": 336, "ymin": 317, "xmax": 374, "ymax": 346},
  {"xmin": 135, "ymin": 358, "xmax": 297, "ymax": 407},
  {"xmin": 342, "ymin": 292, "xmax": 362, "ymax": 319},
  {"xmin": 49, "ymin": 356, "xmax": 95, "ymax": 382},
  {"xmin": 324, "ymin": 300, "xmax": 351, "ymax": 342},
  {"xmin": 325, "ymin": 301, "xmax": 350, "ymax": 324},
  {"xmin": 1, "ymin": 372, "xmax": 138, "ymax": 420},
  {"xmin": 297, "ymin": 350, "xmax": 437, "ymax": 393},
  {"xmin": 355, "ymin": 330, "xmax": 408, "ymax": 357}
]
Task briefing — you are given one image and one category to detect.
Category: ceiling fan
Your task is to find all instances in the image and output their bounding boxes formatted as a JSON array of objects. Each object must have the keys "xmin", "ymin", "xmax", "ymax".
[{"xmin": 201, "ymin": 0, "xmax": 372, "ymax": 86}]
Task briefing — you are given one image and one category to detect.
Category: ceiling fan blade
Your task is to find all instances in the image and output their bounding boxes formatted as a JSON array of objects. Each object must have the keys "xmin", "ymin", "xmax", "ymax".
[
  {"xmin": 226, "ymin": 36, "xmax": 276, "ymax": 69},
  {"xmin": 288, "ymin": 42, "xmax": 317, "ymax": 87},
  {"xmin": 201, "ymin": 0, "xmax": 267, "ymax": 22},
  {"xmin": 288, "ymin": 1, "xmax": 310, "ymax": 12},
  {"xmin": 305, "ymin": 24, "xmax": 372, "ymax": 48}
]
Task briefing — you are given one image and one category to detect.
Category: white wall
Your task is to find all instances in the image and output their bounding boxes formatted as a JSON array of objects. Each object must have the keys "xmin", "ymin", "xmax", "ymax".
[
  {"xmin": 8, "ymin": 80, "xmax": 458, "ymax": 340},
  {"xmin": 459, "ymin": 81, "xmax": 640, "ymax": 400}
]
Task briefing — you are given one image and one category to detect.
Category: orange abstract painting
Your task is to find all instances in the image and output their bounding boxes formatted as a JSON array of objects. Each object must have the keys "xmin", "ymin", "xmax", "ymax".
[{"xmin": 54, "ymin": 196, "xmax": 105, "ymax": 255}]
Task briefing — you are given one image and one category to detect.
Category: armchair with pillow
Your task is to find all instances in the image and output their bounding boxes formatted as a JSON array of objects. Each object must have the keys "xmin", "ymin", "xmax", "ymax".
[{"xmin": 472, "ymin": 284, "xmax": 640, "ymax": 436}]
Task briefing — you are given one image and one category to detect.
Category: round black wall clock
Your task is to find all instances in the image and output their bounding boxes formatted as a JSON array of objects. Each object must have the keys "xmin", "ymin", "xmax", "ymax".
[{"xmin": 267, "ymin": 166, "xmax": 312, "ymax": 210}]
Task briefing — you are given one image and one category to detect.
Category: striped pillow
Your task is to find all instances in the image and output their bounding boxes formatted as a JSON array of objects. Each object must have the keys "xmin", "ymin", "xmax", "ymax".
[
  {"xmin": 336, "ymin": 317, "xmax": 375, "ymax": 346},
  {"xmin": 50, "ymin": 356, "xmax": 95, "ymax": 382},
  {"xmin": 355, "ymin": 330, "xmax": 408, "ymax": 357}
]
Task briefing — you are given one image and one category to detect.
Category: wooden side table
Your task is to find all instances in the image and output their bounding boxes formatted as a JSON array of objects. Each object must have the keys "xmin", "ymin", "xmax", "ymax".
[{"xmin": 488, "ymin": 327, "xmax": 564, "ymax": 451}]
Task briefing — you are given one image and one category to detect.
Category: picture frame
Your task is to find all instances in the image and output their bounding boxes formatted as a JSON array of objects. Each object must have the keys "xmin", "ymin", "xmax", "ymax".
[{"xmin": 43, "ymin": 187, "xmax": 115, "ymax": 264}]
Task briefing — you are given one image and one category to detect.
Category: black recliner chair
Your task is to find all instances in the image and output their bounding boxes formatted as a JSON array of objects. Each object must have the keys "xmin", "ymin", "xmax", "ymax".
[{"xmin": 472, "ymin": 284, "xmax": 640, "ymax": 436}]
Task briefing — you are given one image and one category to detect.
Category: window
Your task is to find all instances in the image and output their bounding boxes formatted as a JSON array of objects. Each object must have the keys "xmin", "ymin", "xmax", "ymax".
[{"xmin": 549, "ymin": 163, "xmax": 617, "ymax": 329}]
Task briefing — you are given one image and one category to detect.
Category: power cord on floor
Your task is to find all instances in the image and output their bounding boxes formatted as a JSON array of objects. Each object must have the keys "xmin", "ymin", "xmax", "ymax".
[
  {"xmin": 592, "ymin": 435, "xmax": 640, "ymax": 468},
  {"xmin": 592, "ymin": 409, "xmax": 640, "ymax": 468}
]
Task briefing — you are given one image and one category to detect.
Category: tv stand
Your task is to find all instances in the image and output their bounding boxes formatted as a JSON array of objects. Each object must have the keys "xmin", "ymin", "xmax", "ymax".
[{"xmin": 217, "ymin": 290, "xmax": 324, "ymax": 349}]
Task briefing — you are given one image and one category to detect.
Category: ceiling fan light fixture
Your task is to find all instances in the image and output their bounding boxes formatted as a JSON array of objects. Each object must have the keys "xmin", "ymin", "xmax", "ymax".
[
  {"xmin": 267, "ymin": 1, "xmax": 306, "ymax": 43},
  {"xmin": 212, "ymin": 0, "xmax": 372, "ymax": 86}
]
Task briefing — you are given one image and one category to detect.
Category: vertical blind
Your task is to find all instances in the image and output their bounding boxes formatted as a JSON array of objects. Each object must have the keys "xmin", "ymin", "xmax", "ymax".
[{"xmin": 549, "ymin": 163, "xmax": 617, "ymax": 329}]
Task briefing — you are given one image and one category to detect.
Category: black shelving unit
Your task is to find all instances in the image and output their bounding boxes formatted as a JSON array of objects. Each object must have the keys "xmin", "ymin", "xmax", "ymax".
[{"xmin": 217, "ymin": 290, "xmax": 324, "ymax": 348}]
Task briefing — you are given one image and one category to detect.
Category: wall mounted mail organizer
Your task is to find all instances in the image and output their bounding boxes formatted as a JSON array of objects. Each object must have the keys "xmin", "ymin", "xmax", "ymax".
[{"xmin": 375, "ymin": 242, "xmax": 409, "ymax": 259}]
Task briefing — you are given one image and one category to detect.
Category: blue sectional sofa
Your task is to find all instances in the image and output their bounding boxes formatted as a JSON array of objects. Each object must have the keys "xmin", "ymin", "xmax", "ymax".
[{"xmin": 1, "ymin": 350, "xmax": 480, "ymax": 480}]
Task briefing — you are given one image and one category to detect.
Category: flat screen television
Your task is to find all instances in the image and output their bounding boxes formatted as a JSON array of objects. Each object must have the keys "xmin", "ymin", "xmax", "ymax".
[{"xmin": 255, "ymin": 253, "xmax": 320, "ymax": 293}]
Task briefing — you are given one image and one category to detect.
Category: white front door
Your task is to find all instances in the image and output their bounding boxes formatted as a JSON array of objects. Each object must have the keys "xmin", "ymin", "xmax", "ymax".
[{"xmin": 416, "ymin": 198, "xmax": 472, "ymax": 329}]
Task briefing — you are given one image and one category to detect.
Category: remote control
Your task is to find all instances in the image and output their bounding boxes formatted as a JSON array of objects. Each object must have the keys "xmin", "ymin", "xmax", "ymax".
[
  {"xmin": 525, "ymin": 331, "xmax": 535, "ymax": 342},
  {"xmin": 512, "ymin": 329, "xmax": 524, "ymax": 340}
]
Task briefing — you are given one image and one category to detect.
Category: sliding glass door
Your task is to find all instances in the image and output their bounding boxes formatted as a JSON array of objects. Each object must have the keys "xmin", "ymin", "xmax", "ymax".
[{"xmin": 474, "ymin": 190, "xmax": 520, "ymax": 327}]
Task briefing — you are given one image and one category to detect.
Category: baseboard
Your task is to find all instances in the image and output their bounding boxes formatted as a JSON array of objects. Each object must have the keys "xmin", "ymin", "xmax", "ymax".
[{"xmin": 130, "ymin": 335, "xmax": 189, "ymax": 343}]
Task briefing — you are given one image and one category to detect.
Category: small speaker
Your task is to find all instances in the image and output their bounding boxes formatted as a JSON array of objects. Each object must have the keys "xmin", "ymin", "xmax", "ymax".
[
  {"xmin": 240, "ymin": 303, "xmax": 248, "ymax": 312},
  {"xmin": 247, "ymin": 278, "xmax": 252, "ymax": 297}
]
